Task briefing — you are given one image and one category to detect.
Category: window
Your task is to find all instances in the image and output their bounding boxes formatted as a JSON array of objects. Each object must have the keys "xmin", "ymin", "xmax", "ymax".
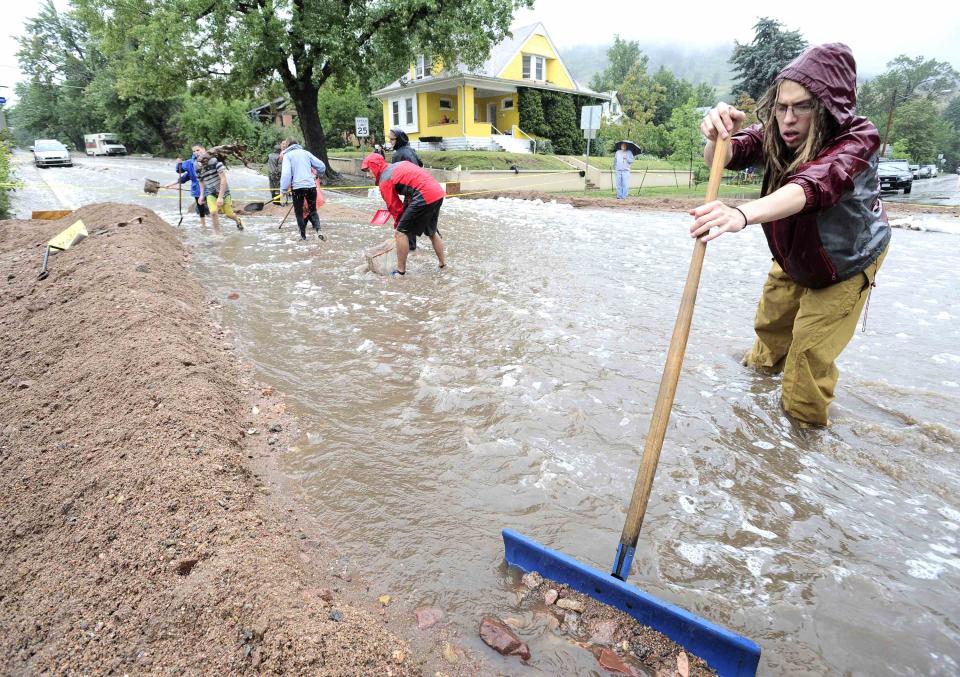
[
  {"xmin": 389, "ymin": 95, "xmax": 418, "ymax": 133},
  {"xmin": 439, "ymin": 97, "xmax": 453, "ymax": 111},
  {"xmin": 502, "ymin": 98, "xmax": 514, "ymax": 110},
  {"xmin": 522, "ymin": 55, "xmax": 546, "ymax": 81},
  {"xmin": 415, "ymin": 55, "xmax": 432, "ymax": 79}
]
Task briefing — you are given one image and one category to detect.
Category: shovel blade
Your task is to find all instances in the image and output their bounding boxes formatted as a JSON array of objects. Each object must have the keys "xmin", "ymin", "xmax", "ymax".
[{"xmin": 502, "ymin": 529, "xmax": 760, "ymax": 677}]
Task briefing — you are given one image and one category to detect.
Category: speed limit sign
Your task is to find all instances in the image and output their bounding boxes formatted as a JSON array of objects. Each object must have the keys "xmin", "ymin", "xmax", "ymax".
[{"xmin": 355, "ymin": 117, "xmax": 369, "ymax": 137}]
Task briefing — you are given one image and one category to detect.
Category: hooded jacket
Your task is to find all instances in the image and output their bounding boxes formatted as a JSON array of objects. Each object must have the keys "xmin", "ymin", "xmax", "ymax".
[
  {"xmin": 280, "ymin": 143, "xmax": 326, "ymax": 192},
  {"xmin": 390, "ymin": 129, "xmax": 423, "ymax": 167},
  {"xmin": 727, "ymin": 43, "xmax": 890, "ymax": 288},
  {"xmin": 175, "ymin": 155, "xmax": 201, "ymax": 198},
  {"xmin": 361, "ymin": 153, "xmax": 444, "ymax": 221}
]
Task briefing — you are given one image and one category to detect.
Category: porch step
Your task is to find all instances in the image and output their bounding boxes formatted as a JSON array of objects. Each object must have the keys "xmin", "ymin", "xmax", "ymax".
[{"xmin": 491, "ymin": 134, "xmax": 532, "ymax": 154}]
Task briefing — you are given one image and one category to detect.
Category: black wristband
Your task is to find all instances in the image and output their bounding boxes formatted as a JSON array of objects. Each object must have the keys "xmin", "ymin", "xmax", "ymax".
[{"xmin": 733, "ymin": 206, "xmax": 748, "ymax": 228}]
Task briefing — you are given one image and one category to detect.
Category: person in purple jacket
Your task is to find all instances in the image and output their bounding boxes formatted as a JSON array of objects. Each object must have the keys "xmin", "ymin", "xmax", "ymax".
[{"xmin": 690, "ymin": 43, "xmax": 891, "ymax": 426}]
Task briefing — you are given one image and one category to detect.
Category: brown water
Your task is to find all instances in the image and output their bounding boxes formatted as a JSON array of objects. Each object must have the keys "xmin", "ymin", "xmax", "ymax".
[
  {"xmin": 11, "ymin": 152, "xmax": 959, "ymax": 674},
  {"xmin": 174, "ymin": 191, "xmax": 960, "ymax": 676}
]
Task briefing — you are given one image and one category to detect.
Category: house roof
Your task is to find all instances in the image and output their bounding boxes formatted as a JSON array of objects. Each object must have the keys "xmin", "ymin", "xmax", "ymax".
[{"xmin": 374, "ymin": 23, "xmax": 602, "ymax": 98}]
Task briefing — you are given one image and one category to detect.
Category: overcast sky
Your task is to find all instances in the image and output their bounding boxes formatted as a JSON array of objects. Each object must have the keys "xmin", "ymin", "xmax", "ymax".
[
  {"xmin": 2, "ymin": 0, "xmax": 959, "ymax": 105},
  {"xmin": 515, "ymin": 1, "xmax": 960, "ymax": 77}
]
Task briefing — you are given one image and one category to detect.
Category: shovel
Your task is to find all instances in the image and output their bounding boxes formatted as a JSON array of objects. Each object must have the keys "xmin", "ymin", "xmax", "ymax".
[
  {"xmin": 176, "ymin": 179, "xmax": 184, "ymax": 227},
  {"xmin": 503, "ymin": 137, "xmax": 760, "ymax": 676},
  {"xmin": 144, "ymin": 178, "xmax": 160, "ymax": 195}
]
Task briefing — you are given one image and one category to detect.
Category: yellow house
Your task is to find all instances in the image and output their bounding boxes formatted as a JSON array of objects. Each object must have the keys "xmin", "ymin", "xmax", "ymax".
[{"xmin": 373, "ymin": 23, "xmax": 607, "ymax": 153}]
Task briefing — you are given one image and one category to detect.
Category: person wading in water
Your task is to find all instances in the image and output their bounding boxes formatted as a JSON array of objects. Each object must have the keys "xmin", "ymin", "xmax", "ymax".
[{"xmin": 690, "ymin": 43, "xmax": 890, "ymax": 426}]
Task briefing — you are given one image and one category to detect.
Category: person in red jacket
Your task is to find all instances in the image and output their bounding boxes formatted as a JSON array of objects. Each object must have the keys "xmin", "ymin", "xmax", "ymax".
[
  {"xmin": 690, "ymin": 43, "xmax": 891, "ymax": 426},
  {"xmin": 360, "ymin": 153, "xmax": 446, "ymax": 275}
]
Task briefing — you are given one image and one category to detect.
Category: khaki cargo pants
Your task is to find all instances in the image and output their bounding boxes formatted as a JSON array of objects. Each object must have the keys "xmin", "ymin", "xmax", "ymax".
[{"xmin": 743, "ymin": 248, "xmax": 887, "ymax": 426}]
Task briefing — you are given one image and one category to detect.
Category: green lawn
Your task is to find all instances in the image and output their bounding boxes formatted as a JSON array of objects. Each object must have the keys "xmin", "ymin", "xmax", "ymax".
[
  {"xmin": 582, "ymin": 156, "xmax": 687, "ymax": 171},
  {"xmin": 329, "ymin": 150, "xmax": 572, "ymax": 171}
]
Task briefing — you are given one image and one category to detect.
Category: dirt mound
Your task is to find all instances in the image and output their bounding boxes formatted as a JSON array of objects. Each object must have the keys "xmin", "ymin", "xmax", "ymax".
[{"xmin": 0, "ymin": 204, "xmax": 415, "ymax": 674}]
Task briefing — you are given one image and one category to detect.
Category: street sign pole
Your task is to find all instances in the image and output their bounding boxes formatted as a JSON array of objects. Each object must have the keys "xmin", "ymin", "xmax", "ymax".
[{"xmin": 579, "ymin": 105, "xmax": 602, "ymax": 195}]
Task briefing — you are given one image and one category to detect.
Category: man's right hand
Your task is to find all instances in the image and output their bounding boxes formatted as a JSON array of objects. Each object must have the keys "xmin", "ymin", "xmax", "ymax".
[{"xmin": 701, "ymin": 102, "xmax": 746, "ymax": 141}]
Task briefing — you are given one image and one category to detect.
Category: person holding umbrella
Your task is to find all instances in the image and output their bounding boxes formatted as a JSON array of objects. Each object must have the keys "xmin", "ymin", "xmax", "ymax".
[{"xmin": 614, "ymin": 140, "xmax": 639, "ymax": 199}]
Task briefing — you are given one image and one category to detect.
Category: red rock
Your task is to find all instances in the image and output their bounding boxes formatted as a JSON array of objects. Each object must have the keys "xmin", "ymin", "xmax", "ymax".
[
  {"xmin": 227, "ymin": 292, "xmax": 240, "ymax": 300},
  {"xmin": 596, "ymin": 647, "xmax": 635, "ymax": 675},
  {"xmin": 415, "ymin": 606, "xmax": 443, "ymax": 630},
  {"xmin": 479, "ymin": 616, "xmax": 530, "ymax": 660}
]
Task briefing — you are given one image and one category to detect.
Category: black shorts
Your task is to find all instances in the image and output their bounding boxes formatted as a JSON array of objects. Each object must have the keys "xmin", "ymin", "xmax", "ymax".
[
  {"xmin": 397, "ymin": 198, "xmax": 442, "ymax": 238},
  {"xmin": 195, "ymin": 197, "xmax": 210, "ymax": 217}
]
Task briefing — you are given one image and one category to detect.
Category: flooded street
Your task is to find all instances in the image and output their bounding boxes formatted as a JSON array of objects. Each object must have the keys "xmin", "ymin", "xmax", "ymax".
[{"xmin": 11, "ymin": 153, "xmax": 960, "ymax": 675}]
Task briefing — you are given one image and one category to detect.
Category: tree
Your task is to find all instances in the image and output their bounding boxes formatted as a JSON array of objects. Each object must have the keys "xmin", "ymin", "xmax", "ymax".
[
  {"xmin": 730, "ymin": 17, "xmax": 806, "ymax": 101},
  {"xmin": 667, "ymin": 96, "xmax": 702, "ymax": 165},
  {"xmin": 74, "ymin": 0, "xmax": 531, "ymax": 177},
  {"xmin": 890, "ymin": 98, "xmax": 948, "ymax": 163},
  {"xmin": 318, "ymin": 80, "xmax": 384, "ymax": 148},
  {"xmin": 859, "ymin": 56, "xmax": 959, "ymax": 157},
  {"xmin": 14, "ymin": 0, "xmax": 181, "ymax": 153},
  {"xmin": 589, "ymin": 36, "xmax": 643, "ymax": 92}
]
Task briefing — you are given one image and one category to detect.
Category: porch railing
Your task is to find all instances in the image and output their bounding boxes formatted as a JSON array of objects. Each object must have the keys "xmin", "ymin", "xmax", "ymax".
[{"xmin": 512, "ymin": 125, "xmax": 537, "ymax": 154}]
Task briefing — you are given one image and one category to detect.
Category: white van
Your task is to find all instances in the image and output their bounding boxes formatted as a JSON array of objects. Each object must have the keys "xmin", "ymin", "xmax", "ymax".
[{"xmin": 84, "ymin": 133, "xmax": 128, "ymax": 156}]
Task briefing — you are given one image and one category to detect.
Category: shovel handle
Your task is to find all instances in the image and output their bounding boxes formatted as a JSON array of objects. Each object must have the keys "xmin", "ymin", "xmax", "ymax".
[
  {"xmin": 278, "ymin": 202, "xmax": 295, "ymax": 229},
  {"xmin": 612, "ymin": 137, "xmax": 730, "ymax": 581}
]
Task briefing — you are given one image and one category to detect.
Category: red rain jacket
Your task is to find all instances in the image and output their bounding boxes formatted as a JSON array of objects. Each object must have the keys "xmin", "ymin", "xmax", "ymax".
[
  {"xmin": 727, "ymin": 43, "xmax": 890, "ymax": 289},
  {"xmin": 361, "ymin": 153, "xmax": 445, "ymax": 222}
]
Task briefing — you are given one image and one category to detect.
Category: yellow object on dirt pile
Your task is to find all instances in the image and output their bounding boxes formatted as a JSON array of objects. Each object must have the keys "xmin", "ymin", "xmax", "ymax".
[{"xmin": 38, "ymin": 219, "xmax": 88, "ymax": 280}]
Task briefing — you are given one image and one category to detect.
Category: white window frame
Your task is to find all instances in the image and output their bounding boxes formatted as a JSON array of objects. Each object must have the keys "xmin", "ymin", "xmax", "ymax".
[
  {"xmin": 415, "ymin": 55, "xmax": 432, "ymax": 80},
  {"xmin": 439, "ymin": 97, "xmax": 453, "ymax": 111},
  {"xmin": 501, "ymin": 97, "xmax": 514, "ymax": 111},
  {"xmin": 522, "ymin": 55, "xmax": 546, "ymax": 82},
  {"xmin": 388, "ymin": 95, "xmax": 418, "ymax": 133}
]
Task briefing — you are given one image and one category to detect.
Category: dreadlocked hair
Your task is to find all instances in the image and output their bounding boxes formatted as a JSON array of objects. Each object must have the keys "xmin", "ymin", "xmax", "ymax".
[{"xmin": 757, "ymin": 80, "xmax": 838, "ymax": 191}]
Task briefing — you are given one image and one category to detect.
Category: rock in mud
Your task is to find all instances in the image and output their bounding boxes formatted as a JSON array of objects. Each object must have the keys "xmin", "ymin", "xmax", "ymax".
[
  {"xmin": 556, "ymin": 597, "xmax": 584, "ymax": 612},
  {"xmin": 415, "ymin": 606, "xmax": 444, "ymax": 630},
  {"xmin": 595, "ymin": 647, "xmax": 637, "ymax": 675},
  {"xmin": 588, "ymin": 619, "xmax": 618, "ymax": 646},
  {"xmin": 521, "ymin": 571, "xmax": 543, "ymax": 589},
  {"xmin": 479, "ymin": 616, "xmax": 530, "ymax": 660},
  {"xmin": 544, "ymin": 589, "xmax": 559, "ymax": 605}
]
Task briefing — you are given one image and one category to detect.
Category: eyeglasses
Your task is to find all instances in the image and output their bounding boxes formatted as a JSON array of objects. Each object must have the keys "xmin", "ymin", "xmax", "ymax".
[{"xmin": 774, "ymin": 101, "xmax": 815, "ymax": 118}]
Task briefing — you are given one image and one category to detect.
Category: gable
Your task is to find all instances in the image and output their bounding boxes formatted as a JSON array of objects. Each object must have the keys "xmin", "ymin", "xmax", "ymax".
[{"xmin": 497, "ymin": 27, "xmax": 575, "ymax": 90}]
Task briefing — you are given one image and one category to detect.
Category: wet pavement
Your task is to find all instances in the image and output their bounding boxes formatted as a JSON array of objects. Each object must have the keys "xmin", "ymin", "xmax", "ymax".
[{"xmin": 8, "ymin": 152, "xmax": 960, "ymax": 676}]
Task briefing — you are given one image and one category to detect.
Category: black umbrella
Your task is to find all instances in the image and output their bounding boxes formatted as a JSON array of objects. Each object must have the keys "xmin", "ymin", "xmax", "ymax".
[{"xmin": 613, "ymin": 140, "xmax": 641, "ymax": 155}]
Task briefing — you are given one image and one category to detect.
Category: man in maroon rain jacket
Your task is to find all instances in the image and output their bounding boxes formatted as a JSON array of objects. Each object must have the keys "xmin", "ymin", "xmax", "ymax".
[
  {"xmin": 361, "ymin": 153, "xmax": 446, "ymax": 275},
  {"xmin": 690, "ymin": 43, "xmax": 891, "ymax": 426}
]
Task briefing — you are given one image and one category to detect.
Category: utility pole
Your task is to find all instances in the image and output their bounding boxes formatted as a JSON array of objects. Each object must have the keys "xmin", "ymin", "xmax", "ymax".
[{"xmin": 880, "ymin": 86, "xmax": 897, "ymax": 158}]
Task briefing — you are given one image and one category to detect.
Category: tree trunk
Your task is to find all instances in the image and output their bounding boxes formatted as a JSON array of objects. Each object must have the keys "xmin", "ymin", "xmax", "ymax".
[{"xmin": 287, "ymin": 80, "xmax": 335, "ymax": 179}]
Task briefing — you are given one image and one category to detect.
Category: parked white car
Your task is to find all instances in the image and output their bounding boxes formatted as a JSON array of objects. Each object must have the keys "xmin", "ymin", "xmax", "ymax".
[
  {"xmin": 922, "ymin": 164, "xmax": 939, "ymax": 178},
  {"xmin": 31, "ymin": 139, "xmax": 73, "ymax": 168}
]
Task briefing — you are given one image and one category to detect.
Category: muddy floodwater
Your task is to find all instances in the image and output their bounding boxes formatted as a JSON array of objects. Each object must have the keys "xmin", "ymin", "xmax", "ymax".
[{"xmin": 13, "ymin": 154, "xmax": 960, "ymax": 675}]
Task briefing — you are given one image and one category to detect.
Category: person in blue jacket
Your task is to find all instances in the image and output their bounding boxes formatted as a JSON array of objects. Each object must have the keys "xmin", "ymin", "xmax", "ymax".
[
  {"xmin": 280, "ymin": 136, "xmax": 327, "ymax": 240},
  {"xmin": 165, "ymin": 148, "xmax": 209, "ymax": 227}
]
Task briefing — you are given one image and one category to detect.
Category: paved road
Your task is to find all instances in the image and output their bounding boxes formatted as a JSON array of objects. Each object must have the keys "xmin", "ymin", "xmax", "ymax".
[{"xmin": 882, "ymin": 172, "xmax": 960, "ymax": 206}]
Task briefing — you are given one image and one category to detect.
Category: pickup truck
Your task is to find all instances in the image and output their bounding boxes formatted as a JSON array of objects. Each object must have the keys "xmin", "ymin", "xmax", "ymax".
[{"xmin": 877, "ymin": 159, "xmax": 912, "ymax": 194}]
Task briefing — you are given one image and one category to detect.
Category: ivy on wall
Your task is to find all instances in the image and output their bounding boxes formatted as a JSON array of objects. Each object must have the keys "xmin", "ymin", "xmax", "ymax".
[{"xmin": 518, "ymin": 88, "xmax": 600, "ymax": 155}]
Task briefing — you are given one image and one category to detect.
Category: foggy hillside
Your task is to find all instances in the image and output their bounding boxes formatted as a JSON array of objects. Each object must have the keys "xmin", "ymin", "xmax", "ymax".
[{"xmin": 561, "ymin": 42, "xmax": 736, "ymax": 95}]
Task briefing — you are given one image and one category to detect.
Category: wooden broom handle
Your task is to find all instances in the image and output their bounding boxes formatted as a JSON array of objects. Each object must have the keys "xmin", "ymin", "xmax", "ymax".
[{"xmin": 616, "ymin": 137, "xmax": 730, "ymax": 560}]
